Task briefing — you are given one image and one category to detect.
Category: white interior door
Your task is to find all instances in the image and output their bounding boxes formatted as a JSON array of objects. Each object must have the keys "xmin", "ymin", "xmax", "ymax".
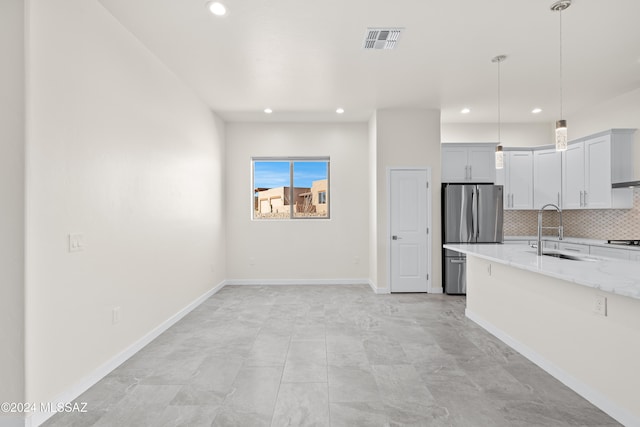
[{"xmin": 390, "ymin": 169, "xmax": 429, "ymax": 293}]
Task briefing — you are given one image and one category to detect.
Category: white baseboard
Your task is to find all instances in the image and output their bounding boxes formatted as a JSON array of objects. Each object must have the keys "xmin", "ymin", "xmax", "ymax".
[
  {"xmin": 28, "ymin": 280, "xmax": 227, "ymax": 427},
  {"xmin": 367, "ymin": 279, "xmax": 390, "ymax": 294},
  {"xmin": 226, "ymin": 278, "xmax": 394, "ymax": 294},
  {"xmin": 368, "ymin": 280, "xmax": 442, "ymax": 295},
  {"xmin": 225, "ymin": 278, "xmax": 371, "ymax": 286},
  {"xmin": 465, "ymin": 309, "xmax": 639, "ymax": 427}
]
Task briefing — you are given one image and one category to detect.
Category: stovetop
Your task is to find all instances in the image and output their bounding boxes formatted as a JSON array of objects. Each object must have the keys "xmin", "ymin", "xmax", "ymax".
[{"xmin": 607, "ymin": 239, "xmax": 640, "ymax": 246}]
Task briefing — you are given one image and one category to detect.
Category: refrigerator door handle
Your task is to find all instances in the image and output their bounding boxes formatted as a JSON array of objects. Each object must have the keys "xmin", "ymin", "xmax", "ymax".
[
  {"xmin": 475, "ymin": 188, "xmax": 480, "ymax": 238},
  {"xmin": 471, "ymin": 188, "xmax": 477, "ymax": 240}
]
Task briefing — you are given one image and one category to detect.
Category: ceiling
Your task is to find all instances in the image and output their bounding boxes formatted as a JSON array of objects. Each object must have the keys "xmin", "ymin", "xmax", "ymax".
[{"xmin": 97, "ymin": 0, "xmax": 640, "ymax": 123}]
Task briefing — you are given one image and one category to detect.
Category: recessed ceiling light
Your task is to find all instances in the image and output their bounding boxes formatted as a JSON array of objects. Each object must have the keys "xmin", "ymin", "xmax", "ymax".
[
  {"xmin": 264, "ymin": 108, "xmax": 273, "ymax": 114},
  {"xmin": 336, "ymin": 108, "xmax": 345, "ymax": 114},
  {"xmin": 207, "ymin": 2, "xmax": 227, "ymax": 16},
  {"xmin": 460, "ymin": 108, "xmax": 471, "ymax": 114},
  {"xmin": 532, "ymin": 108, "xmax": 542, "ymax": 114}
]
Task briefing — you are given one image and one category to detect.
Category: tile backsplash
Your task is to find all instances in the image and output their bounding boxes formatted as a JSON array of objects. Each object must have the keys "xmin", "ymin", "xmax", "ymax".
[{"xmin": 504, "ymin": 188, "xmax": 640, "ymax": 240}]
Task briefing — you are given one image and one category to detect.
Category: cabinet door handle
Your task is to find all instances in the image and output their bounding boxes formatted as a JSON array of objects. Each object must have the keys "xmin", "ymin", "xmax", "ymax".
[
  {"xmin": 451, "ymin": 259, "xmax": 465, "ymax": 264},
  {"xmin": 557, "ymin": 192, "xmax": 560, "ymax": 206},
  {"xmin": 465, "ymin": 165, "xmax": 468, "ymax": 180},
  {"xmin": 565, "ymin": 247, "xmax": 581, "ymax": 252},
  {"xmin": 469, "ymin": 165, "xmax": 472, "ymax": 180},
  {"xmin": 584, "ymin": 191, "xmax": 588, "ymax": 206}
]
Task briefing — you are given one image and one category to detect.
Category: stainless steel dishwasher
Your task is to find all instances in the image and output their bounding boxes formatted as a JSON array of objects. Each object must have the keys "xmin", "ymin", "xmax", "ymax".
[{"xmin": 443, "ymin": 248, "xmax": 466, "ymax": 294}]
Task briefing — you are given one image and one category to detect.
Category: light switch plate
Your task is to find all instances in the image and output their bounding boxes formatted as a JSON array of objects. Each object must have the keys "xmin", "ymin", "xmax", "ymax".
[
  {"xmin": 594, "ymin": 294, "xmax": 607, "ymax": 316},
  {"xmin": 68, "ymin": 233, "xmax": 85, "ymax": 252}
]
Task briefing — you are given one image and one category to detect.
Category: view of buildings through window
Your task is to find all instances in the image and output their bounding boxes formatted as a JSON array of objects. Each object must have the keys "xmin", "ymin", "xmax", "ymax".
[{"xmin": 253, "ymin": 158, "xmax": 330, "ymax": 219}]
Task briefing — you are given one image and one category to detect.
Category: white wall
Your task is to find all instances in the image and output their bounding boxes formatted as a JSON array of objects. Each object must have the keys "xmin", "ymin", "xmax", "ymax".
[
  {"xmin": 25, "ymin": 0, "xmax": 226, "ymax": 405},
  {"xmin": 373, "ymin": 109, "xmax": 442, "ymax": 292},
  {"xmin": 568, "ymin": 88, "xmax": 640, "ymax": 180},
  {"xmin": 225, "ymin": 123, "xmax": 369, "ymax": 282},
  {"xmin": 0, "ymin": 0, "xmax": 26, "ymax": 414},
  {"xmin": 441, "ymin": 122, "xmax": 553, "ymax": 147}
]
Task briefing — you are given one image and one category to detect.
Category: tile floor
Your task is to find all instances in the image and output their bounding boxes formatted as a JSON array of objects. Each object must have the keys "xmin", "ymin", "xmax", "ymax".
[{"xmin": 43, "ymin": 285, "xmax": 620, "ymax": 426}]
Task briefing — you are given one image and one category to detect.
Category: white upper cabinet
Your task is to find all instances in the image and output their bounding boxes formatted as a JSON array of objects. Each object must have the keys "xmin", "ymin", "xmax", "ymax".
[
  {"xmin": 584, "ymin": 135, "xmax": 613, "ymax": 208},
  {"xmin": 562, "ymin": 129, "xmax": 635, "ymax": 209},
  {"xmin": 467, "ymin": 146, "xmax": 496, "ymax": 182},
  {"xmin": 442, "ymin": 144, "xmax": 496, "ymax": 183},
  {"xmin": 534, "ymin": 148, "xmax": 562, "ymax": 209},
  {"xmin": 441, "ymin": 145, "xmax": 469, "ymax": 182},
  {"xmin": 501, "ymin": 151, "xmax": 533, "ymax": 210},
  {"xmin": 562, "ymin": 143, "xmax": 584, "ymax": 209}
]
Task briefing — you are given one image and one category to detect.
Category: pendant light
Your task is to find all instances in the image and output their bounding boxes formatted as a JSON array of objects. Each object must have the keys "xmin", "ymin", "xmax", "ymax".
[
  {"xmin": 551, "ymin": 0, "xmax": 571, "ymax": 151},
  {"xmin": 492, "ymin": 55, "xmax": 507, "ymax": 169}
]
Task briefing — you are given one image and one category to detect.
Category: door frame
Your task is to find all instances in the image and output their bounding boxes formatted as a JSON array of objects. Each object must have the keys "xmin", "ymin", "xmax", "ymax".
[{"xmin": 386, "ymin": 167, "xmax": 432, "ymax": 293}]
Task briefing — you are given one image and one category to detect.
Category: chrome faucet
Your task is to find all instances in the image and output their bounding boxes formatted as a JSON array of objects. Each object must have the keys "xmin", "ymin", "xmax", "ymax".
[{"xmin": 537, "ymin": 203, "xmax": 563, "ymax": 256}]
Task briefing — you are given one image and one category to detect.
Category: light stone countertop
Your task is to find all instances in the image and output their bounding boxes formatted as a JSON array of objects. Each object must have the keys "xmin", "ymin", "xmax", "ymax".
[{"xmin": 443, "ymin": 243, "xmax": 640, "ymax": 300}]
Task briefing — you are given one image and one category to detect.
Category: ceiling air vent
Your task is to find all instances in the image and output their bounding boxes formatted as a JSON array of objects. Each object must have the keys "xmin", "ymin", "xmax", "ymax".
[{"xmin": 363, "ymin": 27, "xmax": 404, "ymax": 50}]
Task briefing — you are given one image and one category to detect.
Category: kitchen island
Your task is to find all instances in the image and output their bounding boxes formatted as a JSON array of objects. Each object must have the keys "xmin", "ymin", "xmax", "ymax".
[{"xmin": 444, "ymin": 243, "xmax": 640, "ymax": 427}]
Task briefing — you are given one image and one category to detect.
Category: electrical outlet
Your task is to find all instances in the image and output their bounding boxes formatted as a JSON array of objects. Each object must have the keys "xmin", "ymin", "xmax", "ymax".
[
  {"xmin": 112, "ymin": 306, "xmax": 121, "ymax": 324},
  {"xmin": 594, "ymin": 295, "xmax": 607, "ymax": 316},
  {"xmin": 68, "ymin": 233, "xmax": 85, "ymax": 252}
]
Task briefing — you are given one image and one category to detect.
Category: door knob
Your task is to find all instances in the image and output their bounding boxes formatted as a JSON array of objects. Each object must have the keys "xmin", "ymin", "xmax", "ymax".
[{"xmin": 392, "ymin": 235, "xmax": 402, "ymax": 240}]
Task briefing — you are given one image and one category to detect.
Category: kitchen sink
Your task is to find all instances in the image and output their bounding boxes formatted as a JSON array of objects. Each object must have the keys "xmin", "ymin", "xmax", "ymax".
[
  {"xmin": 528, "ymin": 248, "xmax": 596, "ymax": 261},
  {"xmin": 543, "ymin": 252, "xmax": 583, "ymax": 261},
  {"xmin": 542, "ymin": 252, "xmax": 596, "ymax": 262}
]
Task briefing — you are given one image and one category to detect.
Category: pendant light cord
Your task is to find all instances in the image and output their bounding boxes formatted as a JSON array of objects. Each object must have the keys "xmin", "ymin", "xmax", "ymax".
[
  {"xmin": 498, "ymin": 59, "xmax": 501, "ymax": 144},
  {"xmin": 559, "ymin": 9, "xmax": 563, "ymax": 120}
]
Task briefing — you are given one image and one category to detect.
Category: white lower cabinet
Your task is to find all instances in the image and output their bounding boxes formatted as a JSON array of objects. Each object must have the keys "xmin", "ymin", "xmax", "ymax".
[
  {"xmin": 558, "ymin": 242, "xmax": 589, "ymax": 254},
  {"xmin": 524, "ymin": 239, "xmax": 639, "ymax": 262},
  {"xmin": 590, "ymin": 245, "xmax": 631, "ymax": 261},
  {"xmin": 503, "ymin": 240, "xmax": 530, "ymax": 245}
]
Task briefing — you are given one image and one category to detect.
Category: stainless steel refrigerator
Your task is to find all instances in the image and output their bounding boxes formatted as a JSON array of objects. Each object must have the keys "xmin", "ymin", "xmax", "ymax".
[{"xmin": 442, "ymin": 183, "xmax": 504, "ymax": 294}]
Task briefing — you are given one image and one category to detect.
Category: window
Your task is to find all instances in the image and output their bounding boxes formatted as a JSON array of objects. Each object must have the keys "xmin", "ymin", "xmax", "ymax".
[
  {"xmin": 318, "ymin": 191, "xmax": 327, "ymax": 205},
  {"xmin": 253, "ymin": 157, "xmax": 330, "ymax": 219}
]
